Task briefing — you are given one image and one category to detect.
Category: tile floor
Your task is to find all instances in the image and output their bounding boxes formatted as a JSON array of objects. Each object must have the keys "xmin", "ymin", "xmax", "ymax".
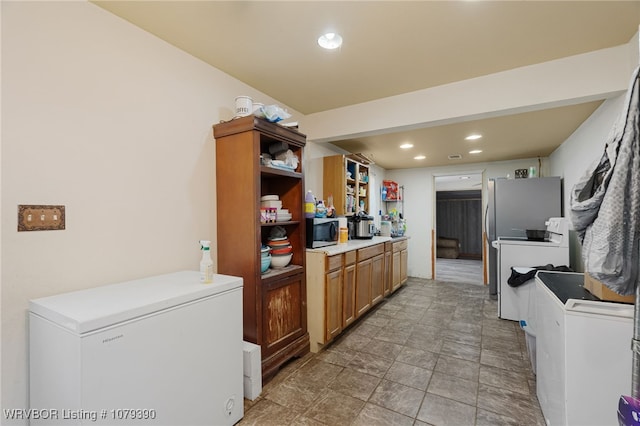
[{"xmin": 239, "ymin": 277, "xmax": 545, "ymax": 426}]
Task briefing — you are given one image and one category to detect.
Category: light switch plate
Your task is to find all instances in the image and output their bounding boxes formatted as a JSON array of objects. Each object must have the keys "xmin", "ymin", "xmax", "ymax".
[{"xmin": 18, "ymin": 205, "xmax": 65, "ymax": 231}]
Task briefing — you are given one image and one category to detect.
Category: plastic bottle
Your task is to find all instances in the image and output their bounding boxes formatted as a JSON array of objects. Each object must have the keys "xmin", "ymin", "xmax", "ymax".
[
  {"xmin": 315, "ymin": 200, "xmax": 327, "ymax": 218},
  {"xmin": 305, "ymin": 190, "xmax": 315, "ymax": 218},
  {"xmin": 199, "ymin": 240, "xmax": 213, "ymax": 283}
]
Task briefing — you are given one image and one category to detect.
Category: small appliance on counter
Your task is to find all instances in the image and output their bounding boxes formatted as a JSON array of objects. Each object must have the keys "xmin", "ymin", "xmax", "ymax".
[
  {"xmin": 306, "ymin": 217, "xmax": 339, "ymax": 248},
  {"xmin": 349, "ymin": 212, "xmax": 375, "ymax": 239}
]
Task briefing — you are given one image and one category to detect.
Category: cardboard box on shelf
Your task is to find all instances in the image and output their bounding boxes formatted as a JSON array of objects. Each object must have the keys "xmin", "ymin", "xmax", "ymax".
[{"xmin": 584, "ymin": 273, "xmax": 635, "ymax": 304}]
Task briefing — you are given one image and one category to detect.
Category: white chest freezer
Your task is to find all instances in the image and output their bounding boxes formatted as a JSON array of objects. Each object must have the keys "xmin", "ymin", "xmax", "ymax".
[
  {"xmin": 535, "ymin": 271, "xmax": 633, "ymax": 426},
  {"xmin": 29, "ymin": 271, "xmax": 243, "ymax": 426}
]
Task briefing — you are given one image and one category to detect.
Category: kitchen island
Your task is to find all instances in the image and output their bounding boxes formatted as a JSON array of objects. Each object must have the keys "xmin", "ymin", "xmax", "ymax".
[{"xmin": 306, "ymin": 236, "xmax": 409, "ymax": 352}]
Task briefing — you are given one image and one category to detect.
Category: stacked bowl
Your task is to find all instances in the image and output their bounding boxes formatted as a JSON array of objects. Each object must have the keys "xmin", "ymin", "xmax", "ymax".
[
  {"xmin": 261, "ymin": 195, "xmax": 292, "ymax": 222},
  {"xmin": 260, "ymin": 245, "xmax": 271, "ymax": 273},
  {"xmin": 260, "ymin": 195, "xmax": 282, "ymax": 210},
  {"xmin": 276, "ymin": 209, "xmax": 292, "ymax": 222},
  {"xmin": 267, "ymin": 237, "xmax": 293, "ymax": 268}
]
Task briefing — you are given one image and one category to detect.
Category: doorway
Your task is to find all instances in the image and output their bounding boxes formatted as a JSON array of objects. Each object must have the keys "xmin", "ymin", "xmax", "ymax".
[{"xmin": 433, "ymin": 173, "xmax": 484, "ymax": 285}]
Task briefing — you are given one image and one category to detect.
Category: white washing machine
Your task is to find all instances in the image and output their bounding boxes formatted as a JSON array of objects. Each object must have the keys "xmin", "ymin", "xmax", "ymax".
[{"xmin": 492, "ymin": 217, "xmax": 570, "ymax": 321}]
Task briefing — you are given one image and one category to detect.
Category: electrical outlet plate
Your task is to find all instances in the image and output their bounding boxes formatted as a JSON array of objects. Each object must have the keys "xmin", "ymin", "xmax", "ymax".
[{"xmin": 18, "ymin": 205, "xmax": 65, "ymax": 231}]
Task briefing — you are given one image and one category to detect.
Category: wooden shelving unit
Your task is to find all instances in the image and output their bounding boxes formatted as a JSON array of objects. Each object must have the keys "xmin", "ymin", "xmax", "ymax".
[
  {"xmin": 213, "ymin": 116, "xmax": 309, "ymax": 381},
  {"xmin": 323, "ymin": 154, "xmax": 371, "ymax": 216}
]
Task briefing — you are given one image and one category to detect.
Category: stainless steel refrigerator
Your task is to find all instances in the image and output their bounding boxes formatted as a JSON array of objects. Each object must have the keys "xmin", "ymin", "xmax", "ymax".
[{"xmin": 487, "ymin": 176, "xmax": 562, "ymax": 298}]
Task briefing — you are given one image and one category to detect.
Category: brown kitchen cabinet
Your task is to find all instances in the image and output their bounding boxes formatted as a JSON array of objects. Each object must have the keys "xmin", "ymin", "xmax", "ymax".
[
  {"xmin": 384, "ymin": 242, "xmax": 393, "ymax": 296},
  {"xmin": 371, "ymin": 253, "xmax": 385, "ymax": 305},
  {"xmin": 305, "ymin": 239, "xmax": 406, "ymax": 352},
  {"xmin": 306, "ymin": 250, "xmax": 345, "ymax": 352},
  {"xmin": 355, "ymin": 257, "xmax": 372, "ymax": 317},
  {"xmin": 213, "ymin": 116, "xmax": 309, "ymax": 381},
  {"xmin": 392, "ymin": 239, "xmax": 409, "ymax": 291},
  {"xmin": 343, "ymin": 251, "xmax": 357, "ymax": 327},
  {"xmin": 401, "ymin": 247, "xmax": 408, "ymax": 284},
  {"xmin": 325, "ymin": 254, "xmax": 343, "ymax": 341},
  {"xmin": 323, "ymin": 154, "xmax": 370, "ymax": 216},
  {"xmin": 356, "ymin": 244, "xmax": 385, "ymax": 317}
]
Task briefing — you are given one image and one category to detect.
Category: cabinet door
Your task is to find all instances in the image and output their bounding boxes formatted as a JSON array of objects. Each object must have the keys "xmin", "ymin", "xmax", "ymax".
[
  {"xmin": 384, "ymin": 246, "xmax": 392, "ymax": 296},
  {"xmin": 355, "ymin": 258, "xmax": 372, "ymax": 318},
  {"xmin": 325, "ymin": 269, "xmax": 343, "ymax": 341},
  {"xmin": 343, "ymin": 263, "xmax": 356, "ymax": 327},
  {"xmin": 392, "ymin": 251, "xmax": 401, "ymax": 291},
  {"xmin": 371, "ymin": 254, "xmax": 385, "ymax": 305},
  {"xmin": 400, "ymin": 249, "xmax": 408, "ymax": 284},
  {"xmin": 262, "ymin": 273, "xmax": 305, "ymax": 358},
  {"xmin": 323, "ymin": 155, "xmax": 347, "ymax": 215}
]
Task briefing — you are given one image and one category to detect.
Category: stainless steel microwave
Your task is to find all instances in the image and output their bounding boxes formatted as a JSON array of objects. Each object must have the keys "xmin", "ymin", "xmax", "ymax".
[{"xmin": 306, "ymin": 218, "xmax": 339, "ymax": 248}]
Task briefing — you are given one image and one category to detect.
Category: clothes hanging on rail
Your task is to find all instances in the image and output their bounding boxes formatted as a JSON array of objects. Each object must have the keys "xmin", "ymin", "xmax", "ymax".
[{"xmin": 570, "ymin": 66, "xmax": 640, "ymax": 296}]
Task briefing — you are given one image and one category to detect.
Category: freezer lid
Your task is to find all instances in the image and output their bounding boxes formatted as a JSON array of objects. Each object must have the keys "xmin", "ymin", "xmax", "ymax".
[
  {"xmin": 29, "ymin": 271, "xmax": 243, "ymax": 334},
  {"xmin": 565, "ymin": 299, "xmax": 634, "ymax": 319}
]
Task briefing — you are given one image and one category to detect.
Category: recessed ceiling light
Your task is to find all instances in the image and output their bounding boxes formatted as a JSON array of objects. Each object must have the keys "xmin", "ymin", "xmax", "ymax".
[
  {"xmin": 469, "ymin": 149, "xmax": 483, "ymax": 154},
  {"xmin": 448, "ymin": 154, "xmax": 462, "ymax": 160},
  {"xmin": 459, "ymin": 176, "xmax": 471, "ymax": 180},
  {"xmin": 318, "ymin": 33, "xmax": 343, "ymax": 50},
  {"xmin": 400, "ymin": 143, "xmax": 414, "ymax": 149},
  {"xmin": 465, "ymin": 134, "xmax": 482, "ymax": 141},
  {"xmin": 414, "ymin": 155, "xmax": 426, "ymax": 160}
]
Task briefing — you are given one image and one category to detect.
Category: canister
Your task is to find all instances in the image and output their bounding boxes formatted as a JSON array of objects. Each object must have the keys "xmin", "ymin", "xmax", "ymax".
[
  {"xmin": 338, "ymin": 217, "xmax": 348, "ymax": 244},
  {"xmin": 235, "ymin": 96, "xmax": 253, "ymax": 117},
  {"xmin": 380, "ymin": 221, "xmax": 392, "ymax": 237}
]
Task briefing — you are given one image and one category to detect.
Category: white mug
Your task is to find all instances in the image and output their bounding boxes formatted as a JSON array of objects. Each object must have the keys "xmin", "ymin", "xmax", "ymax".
[
  {"xmin": 235, "ymin": 96, "xmax": 253, "ymax": 117},
  {"xmin": 252, "ymin": 102, "xmax": 264, "ymax": 113}
]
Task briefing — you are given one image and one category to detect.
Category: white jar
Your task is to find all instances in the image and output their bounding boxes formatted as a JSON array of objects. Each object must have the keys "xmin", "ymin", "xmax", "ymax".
[{"xmin": 235, "ymin": 96, "xmax": 253, "ymax": 117}]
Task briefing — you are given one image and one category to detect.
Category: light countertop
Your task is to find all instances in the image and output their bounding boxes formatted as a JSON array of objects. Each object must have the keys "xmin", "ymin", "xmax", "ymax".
[{"xmin": 306, "ymin": 235, "xmax": 409, "ymax": 256}]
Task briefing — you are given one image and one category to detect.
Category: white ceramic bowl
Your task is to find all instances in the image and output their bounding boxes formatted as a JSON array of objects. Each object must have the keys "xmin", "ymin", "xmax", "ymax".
[
  {"xmin": 276, "ymin": 209, "xmax": 289, "ymax": 215},
  {"xmin": 270, "ymin": 253, "xmax": 292, "ymax": 269},
  {"xmin": 260, "ymin": 195, "xmax": 279, "ymax": 201},
  {"xmin": 261, "ymin": 254, "xmax": 272, "ymax": 273},
  {"xmin": 276, "ymin": 214, "xmax": 292, "ymax": 222}
]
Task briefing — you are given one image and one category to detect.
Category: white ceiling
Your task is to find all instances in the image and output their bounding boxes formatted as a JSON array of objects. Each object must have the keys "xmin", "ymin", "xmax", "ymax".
[{"xmin": 93, "ymin": 1, "xmax": 640, "ymax": 169}]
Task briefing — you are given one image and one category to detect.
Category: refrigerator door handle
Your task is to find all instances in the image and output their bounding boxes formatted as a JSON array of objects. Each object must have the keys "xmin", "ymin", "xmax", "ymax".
[{"xmin": 484, "ymin": 203, "xmax": 490, "ymax": 243}]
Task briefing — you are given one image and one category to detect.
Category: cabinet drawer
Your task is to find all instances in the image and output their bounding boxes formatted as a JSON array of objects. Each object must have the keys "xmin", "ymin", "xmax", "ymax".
[
  {"xmin": 385, "ymin": 242, "xmax": 393, "ymax": 252},
  {"xmin": 357, "ymin": 244, "xmax": 384, "ymax": 261},
  {"xmin": 393, "ymin": 240, "xmax": 408, "ymax": 252},
  {"xmin": 344, "ymin": 250, "xmax": 357, "ymax": 265},
  {"xmin": 326, "ymin": 254, "xmax": 343, "ymax": 272}
]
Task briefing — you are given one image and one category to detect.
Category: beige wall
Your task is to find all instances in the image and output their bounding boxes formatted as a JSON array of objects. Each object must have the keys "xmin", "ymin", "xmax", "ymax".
[
  {"xmin": 384, "ymin": 157, "xmax": 550, "ymax": 280},
  {"xmin": 548, "ymin": 30, "xmax": 639, "ymax": 271},
  {"xmin": 1, "ymin": 2, "xmax": 301, "ymax": 418}
]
